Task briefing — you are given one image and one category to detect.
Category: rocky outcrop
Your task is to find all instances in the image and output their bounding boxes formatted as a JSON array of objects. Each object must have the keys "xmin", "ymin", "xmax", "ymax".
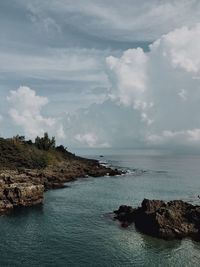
[
  {"xmin": 0, "ymin": 159, "xmax": 122, "ymax": 215},
  {"xmin": 0, "ymin": 179, "xmax": 44, "ymax": 215},
  {"xmin": 4, "ymin": 183, "xmax": 44, "ymax": 206},
  {"xmin": 0, "ymin": 135, "xmax": 123, "ymax": 215},
  {"xmin": 114, "ymin": 199, "xmax": 200, "ymax": 241},
  {"xmin": 14, "ymin": 160, "xmax": 121, "ymax": 190}
]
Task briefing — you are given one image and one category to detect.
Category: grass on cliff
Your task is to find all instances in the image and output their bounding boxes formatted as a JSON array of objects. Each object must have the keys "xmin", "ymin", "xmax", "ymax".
[{"xmin": 0, "ymin": 134, "xmax": 76, "ymax": 170}]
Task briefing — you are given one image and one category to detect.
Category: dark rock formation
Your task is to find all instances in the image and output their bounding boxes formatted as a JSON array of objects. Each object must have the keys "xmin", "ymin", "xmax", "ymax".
[{"xmin": 114, "ymin": 199, "xmax": 200, "ymax": 241}]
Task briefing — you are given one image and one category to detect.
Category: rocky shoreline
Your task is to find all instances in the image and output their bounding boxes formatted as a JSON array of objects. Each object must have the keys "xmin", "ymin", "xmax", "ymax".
[
  {"xmin": 0, "ymin": 158, "xmax": 121, "ymax": 215},
  {"xmin": 114, "ymin": 199, "xmax": 200, "ymax": 241}
]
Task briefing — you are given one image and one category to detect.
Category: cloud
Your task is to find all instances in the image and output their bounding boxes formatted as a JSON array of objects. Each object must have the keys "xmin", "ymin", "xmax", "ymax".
[
  {"xmin": 56, "ymin": 124, "xmax": 65, "ymax": 140},
  {"xmin": 57, "ymin": 24, "xmax": 200, "ymax": 148},
  {"xmin": 146, "ymin": 129, "xmax": 200, "ymax": 146},
  {"xmin": 106, "ymin": 48, "xmax": 148, "ymax": 107},
  {"xmin": 22, "ymin": 0, "xmax": 200, "ymax": 42},
  {"xmin": 106, "ymin": 48, "xmax": 153, "ymax": 125},
  {"xmin": 6, "ymin": 23, "xmax": 199, "ymax": 149},
  {"xmin": 105, "ymin": 24, "xmax": 200, "ymax": 147},
  {"xmin": 0, "ymin": 115, "xmax": 3, "ymax": 132},
  {"xmin": 61, "ymin": 99, "xmax": 145, "ymax": 148},
  {"xmin": 7, "ymin": 86, "xmax": 65, "ymax": 140},
  {"xmin": 2, "ymin": 1, "xmax": 200, "ymax": 149},
  {"xmin": 0, "ymin": 48, "xmax": 107, "ymax": 82},
  {"xmin": 75, "ymin": 132, "xmax": 110, "ymax": 148}
]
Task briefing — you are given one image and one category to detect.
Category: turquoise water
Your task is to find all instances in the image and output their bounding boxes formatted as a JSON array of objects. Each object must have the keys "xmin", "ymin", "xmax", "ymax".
[{"xmin": 1, "ymin": 149, "xmax": 200, "ymax": 266}]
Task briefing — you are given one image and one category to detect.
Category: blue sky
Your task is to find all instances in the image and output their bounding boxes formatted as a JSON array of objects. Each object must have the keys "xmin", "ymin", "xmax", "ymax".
[{"xmin": 1, "ymin": 0, "xmax": 200, "ymax": 148}]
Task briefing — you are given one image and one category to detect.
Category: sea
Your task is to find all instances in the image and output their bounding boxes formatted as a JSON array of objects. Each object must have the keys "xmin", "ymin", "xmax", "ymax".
[{"xmin": 0, "ymin": 148, "xmax": 200, "ymax": 267}]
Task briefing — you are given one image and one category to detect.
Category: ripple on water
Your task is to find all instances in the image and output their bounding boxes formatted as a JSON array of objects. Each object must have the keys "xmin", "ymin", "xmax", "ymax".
[{"xmin": 1, "ymin": 150, "xmax": 200, "ymax": 266}]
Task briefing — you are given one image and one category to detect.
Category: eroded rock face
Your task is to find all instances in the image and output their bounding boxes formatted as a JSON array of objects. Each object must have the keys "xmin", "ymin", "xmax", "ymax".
[
  {"xmin": 4, "ymin": 183, "xmax": 44, "ymax": 206},
  {"xmin": 0, "ymin": 178, "xmax": 44, "ymax": 215},
  {"xmin": 0, "ymin": 159, "xmax": 122, "ymax": 215},
  {"xmin": 114, "ymin": 199, "xmax": 200, "ymax": 241}
]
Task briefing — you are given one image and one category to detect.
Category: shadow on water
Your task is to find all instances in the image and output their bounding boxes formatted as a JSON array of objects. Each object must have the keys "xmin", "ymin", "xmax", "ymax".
[
  {"xmin": 105, "ymin": 211, "xmax": 182, "ymax": 252},
  {"xmin": 191, "ymin": 238, "xmax": 200, "ymax": 249},
  {"xmin": 140, "ymin": 232, "xmax": 182, "ymax": 251},
  {"xmin": 7, "ymin": 203, "xmax": 44, "ymax": 218}
]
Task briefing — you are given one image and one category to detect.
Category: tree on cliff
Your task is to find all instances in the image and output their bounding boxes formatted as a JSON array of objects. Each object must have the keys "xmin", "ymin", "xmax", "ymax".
[
  {"xmin": 35, "ymin": 133, "xmax": 56, "ymax": 150},
  {"xmin": 12, "ymin": 135, "xmax": 25, "ymax": 144}
]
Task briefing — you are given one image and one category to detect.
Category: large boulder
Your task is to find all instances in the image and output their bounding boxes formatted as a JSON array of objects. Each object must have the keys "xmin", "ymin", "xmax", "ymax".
[{"xmin": 114, "ymin": 199, "xmax": 200, "ymax": 241}]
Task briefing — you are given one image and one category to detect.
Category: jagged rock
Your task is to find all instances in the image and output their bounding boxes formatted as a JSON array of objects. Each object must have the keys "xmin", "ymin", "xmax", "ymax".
[
  {"xmin": 0, "ymin": 200, "xmax": 13, "ymax": 214},
  {"xmin": 4, "ymin": 183, "xmax": 44, "ymax": 206},
  {"xmin": 114, "ymin": 199, "xmax": 200, "ymax": 241},
  {"xmin": 0, "ymin": 181, "xmax": 44, "ymax": 215},
  {"xmin": 0, "ymin": 135, "xmax": 123, "ymax": 216},
  {"xmin": 0, "ymin": 158, "xmax": 122, "ymax": 215}
]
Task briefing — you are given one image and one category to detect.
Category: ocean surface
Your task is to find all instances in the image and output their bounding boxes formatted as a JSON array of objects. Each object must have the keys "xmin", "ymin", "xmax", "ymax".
[{"xmin": 1, "ymin": 149, "xmax": 200, "ymax": 267}]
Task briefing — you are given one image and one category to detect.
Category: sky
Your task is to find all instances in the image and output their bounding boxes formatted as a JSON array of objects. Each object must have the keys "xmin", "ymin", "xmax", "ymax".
[{"xmin": 1, "ymin": 0, "xmax": 200, "ymax": 149}]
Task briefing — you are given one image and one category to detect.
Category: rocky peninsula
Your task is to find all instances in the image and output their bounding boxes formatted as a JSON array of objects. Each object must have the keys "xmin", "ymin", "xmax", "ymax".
[
  {"xmin": 0, "ymin": 134, "xmax": 121, "ymax": 215},
  {"xmin": 114, "ymin": 199, "xmax": 200, "ymax": 241}
]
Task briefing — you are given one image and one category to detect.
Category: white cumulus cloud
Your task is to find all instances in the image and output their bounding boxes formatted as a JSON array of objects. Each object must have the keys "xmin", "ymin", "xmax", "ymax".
[
  {"xmin": 7, "ymin": 86, "xmax": 65, "ymax": 140},
  {"xmin": 106, "ymin": 24, "xmax": 200, "ymax": 147},
  {"xmin": 75, "ymin": 132, "xmax": 110, "ymax": 148},
  {"xmin": 59, "ymin": 24, "xmax": 200, "ymax": 148}
]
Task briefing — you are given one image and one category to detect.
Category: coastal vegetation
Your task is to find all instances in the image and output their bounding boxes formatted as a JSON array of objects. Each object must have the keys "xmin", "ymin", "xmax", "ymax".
[
  {"xmin": 0, "ymin": 133, "xmax": 74, "ymax": 169},
  {"xmin": 0, "ymin": 133, "xmax": 121, "ymax": 216}
]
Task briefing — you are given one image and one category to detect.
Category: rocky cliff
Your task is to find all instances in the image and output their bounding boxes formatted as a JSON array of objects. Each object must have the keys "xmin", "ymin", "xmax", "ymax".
[
  {"xmin": 0, "ymin": 162, "xmax": 121, "ymax": 215},
  {"xmin": 0, "ymin": 135, "xmax": 122, "ymax": 215},
  {"xmin": 0, "ymin": 177, "xmax": 44, "ymax": 215}
]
